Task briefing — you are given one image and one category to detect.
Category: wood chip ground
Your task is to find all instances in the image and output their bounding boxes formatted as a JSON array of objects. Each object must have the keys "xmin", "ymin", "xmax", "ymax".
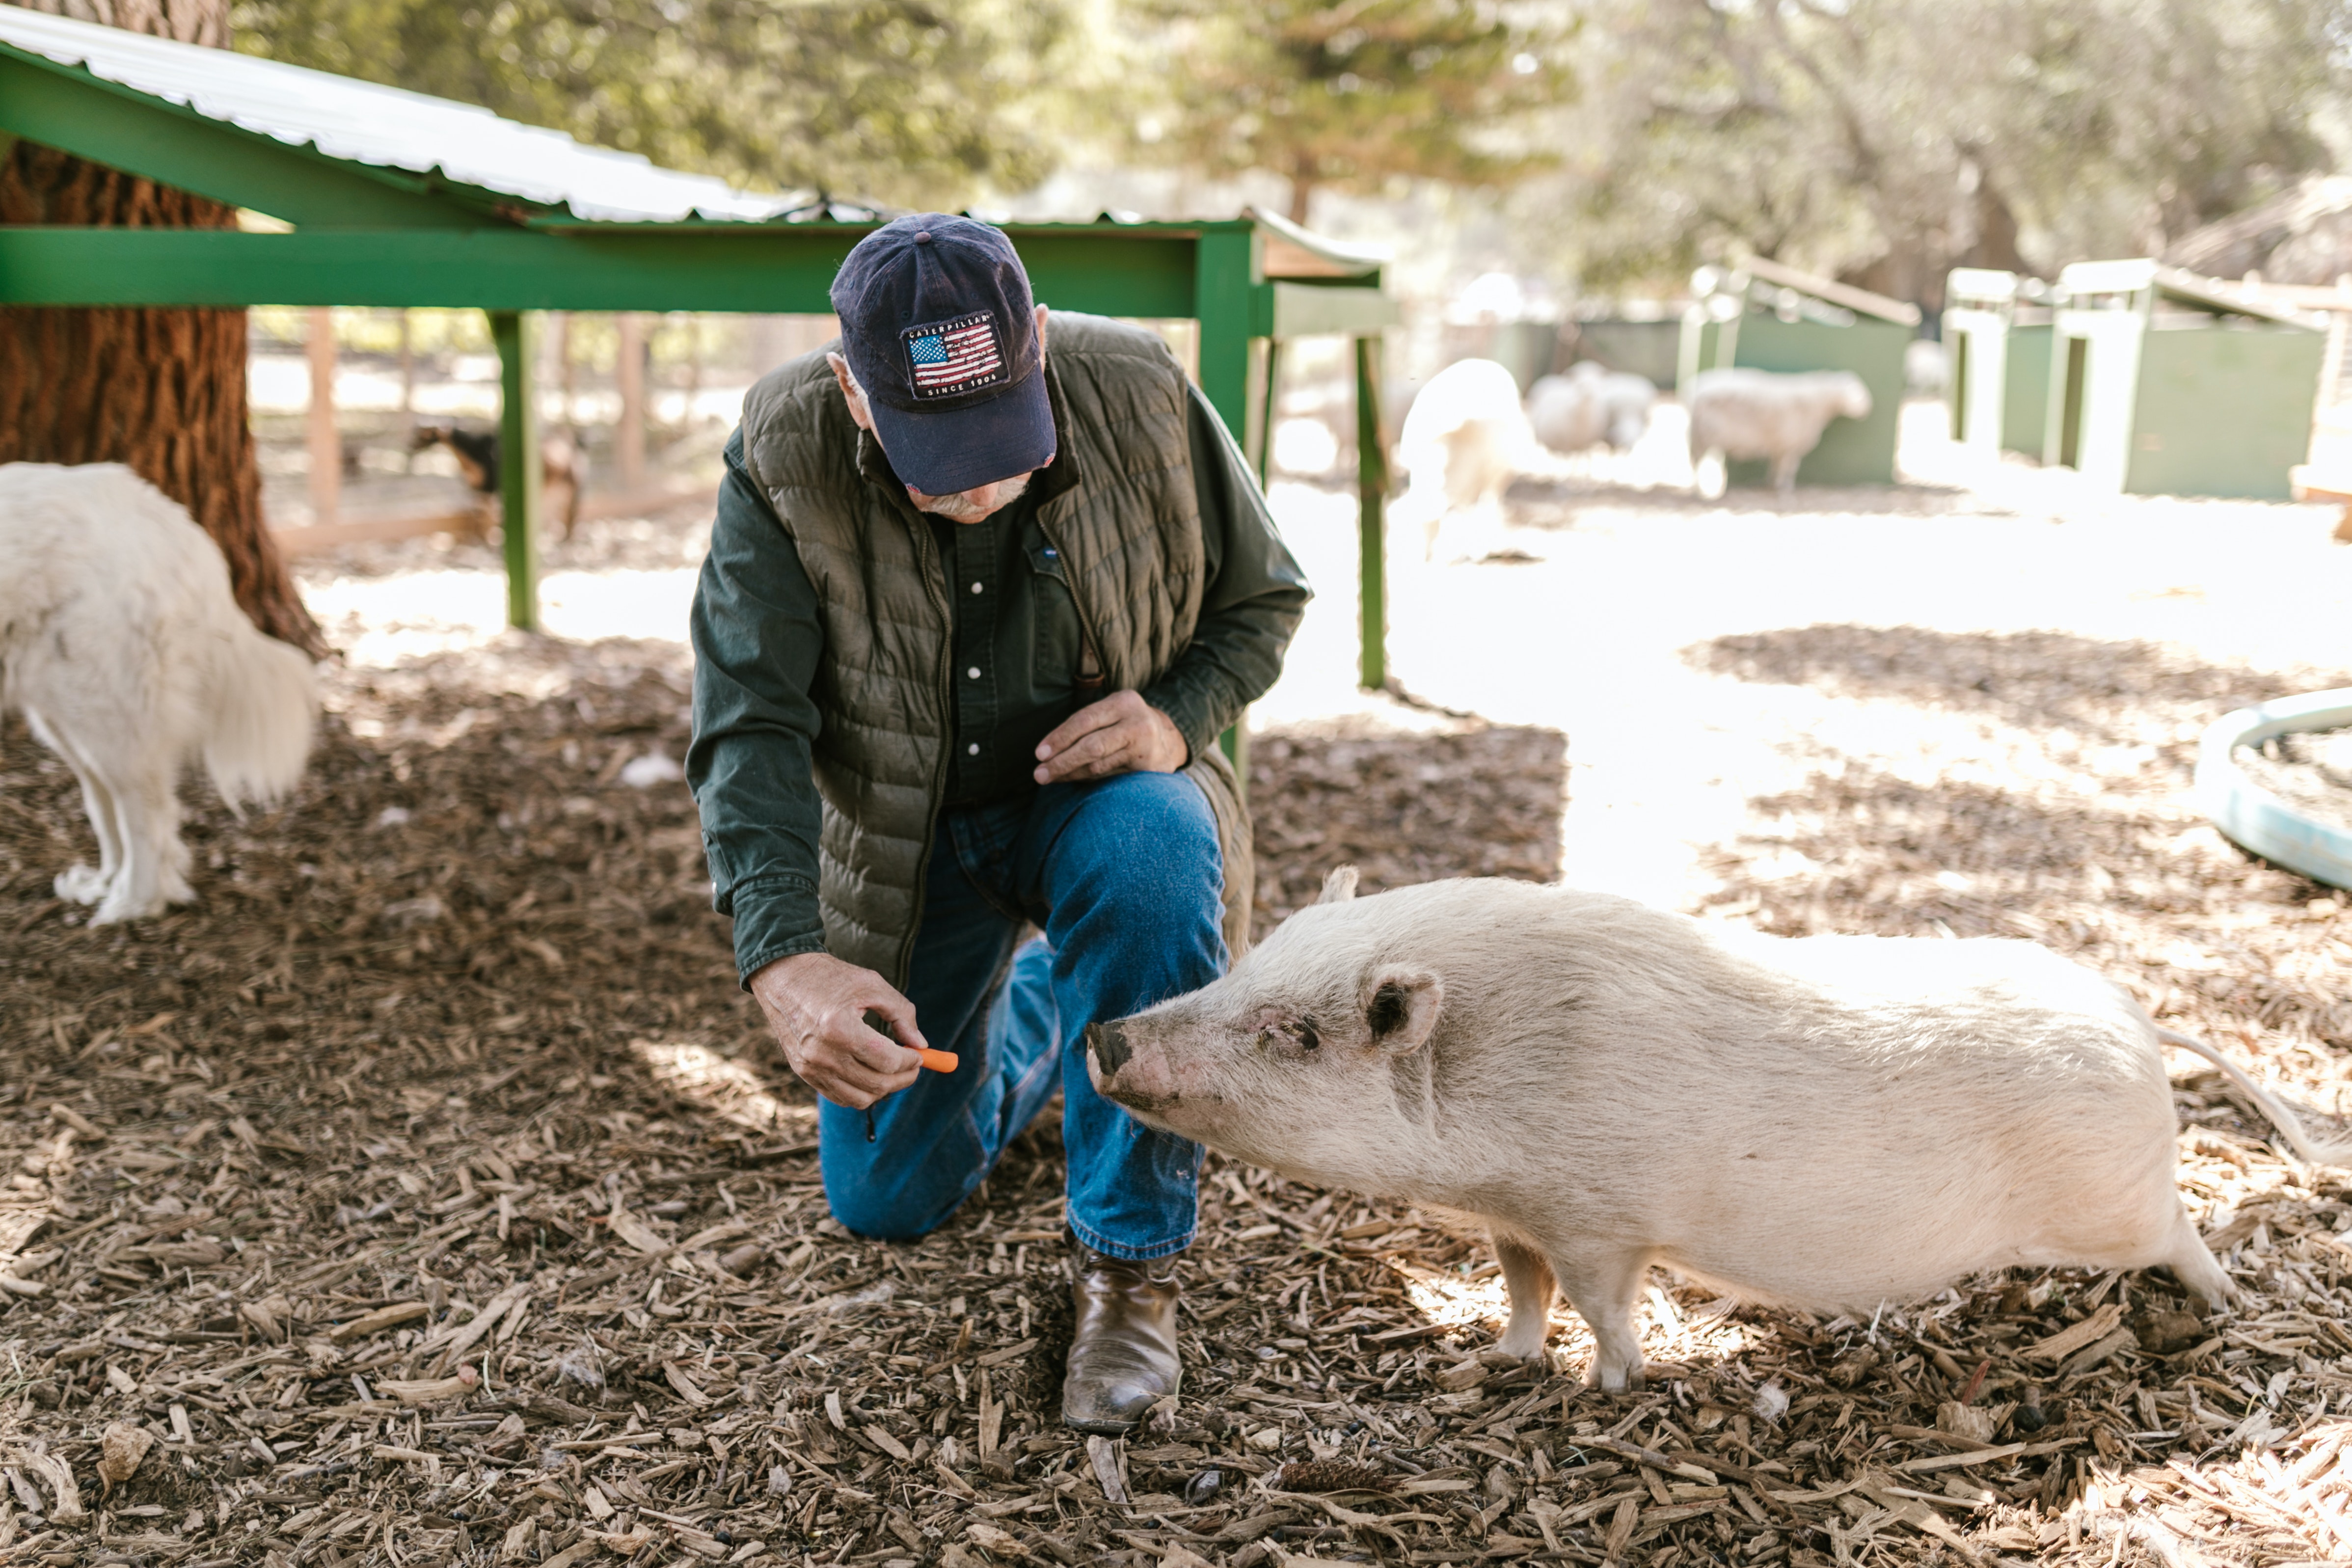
[{"xmin": 2, "ymin": 492, "xmax": 2351, "ymax": 1568}]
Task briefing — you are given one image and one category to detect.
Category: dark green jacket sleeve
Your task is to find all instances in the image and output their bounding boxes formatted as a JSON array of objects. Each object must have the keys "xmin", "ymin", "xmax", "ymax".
[
  {"xmin": 687, "ymin": 431, "xmax": 828, "ymax": 986},
  {"xmin": 1138, "ymin": 383, "xmax": 1313, "ymax": 760}
]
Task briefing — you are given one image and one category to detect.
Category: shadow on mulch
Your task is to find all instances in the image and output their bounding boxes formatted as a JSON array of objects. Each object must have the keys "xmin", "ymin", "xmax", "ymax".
[
  {"xmin": 1690, "ymin": 623, "xmax": 2352, "ymax": 747},
  {"xmin": 1247, "ymin": 717, "xmax": 1568, "ymax": 942},
  {"xmin": 1500, "ymin": 475, "xmax": 2000, "ymax": 528}
]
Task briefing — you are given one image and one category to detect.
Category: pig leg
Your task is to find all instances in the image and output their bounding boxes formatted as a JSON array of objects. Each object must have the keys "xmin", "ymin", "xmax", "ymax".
[
  {"xmin": 1492, "ymin": 1231, "xmax": 1558, "ymax": 1361},
  {"xmin": 1549, "ymin": 1247, "xmax": 1652, "ymax": 1391},
  {"xmin": 2158, "ymin": 1211, "xmax": 2238, "ymax": 1308}
]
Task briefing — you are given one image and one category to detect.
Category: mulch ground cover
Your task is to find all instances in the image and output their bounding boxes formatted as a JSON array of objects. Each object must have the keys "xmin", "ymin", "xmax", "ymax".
[{"xmin": 2, "ymin": 527, "xmax": 2352, "ymax": 1568}]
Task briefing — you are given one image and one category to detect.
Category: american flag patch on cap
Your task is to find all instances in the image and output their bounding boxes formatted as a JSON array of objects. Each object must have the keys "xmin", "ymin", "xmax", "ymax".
[{"xmin": 903, "ymin": 312, "xmax": 1007, "ymax": 399}]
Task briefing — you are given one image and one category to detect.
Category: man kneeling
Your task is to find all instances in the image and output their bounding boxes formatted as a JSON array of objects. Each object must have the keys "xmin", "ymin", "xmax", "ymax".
[{"xmin": 688, "ymin": 214, "xmax": 1309, "ymax": 1430}]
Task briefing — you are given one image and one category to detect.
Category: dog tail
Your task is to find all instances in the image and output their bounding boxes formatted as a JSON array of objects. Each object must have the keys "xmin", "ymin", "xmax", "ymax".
[
  {"xmin": 202, "ymin": 623, "xmax": 318, "ymax": 815},
  {"xmin": 2157, "ymin": 1026, "xmax": 2352, "ymax": 1167}
]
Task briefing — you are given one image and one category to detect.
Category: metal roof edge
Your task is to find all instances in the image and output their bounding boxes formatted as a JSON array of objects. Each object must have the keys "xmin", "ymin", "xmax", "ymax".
[
  {"xmin": 0, "ymin": 33, "xmax": 541, "ymax": 225},
  {"xmin": 1244, "ymin": 205, "xmax": 1389, "ymax": 276},
  {"xmin": 1733, "ymin": 252, "xmax": 1920, "ymax": 326},
  {"xmin": 2058, "ymin": 257, "xmax": 2325, "ymax": 328},
  {"xmin": 0, "ymin": 6, "xmax": 805, "ymax": 225}
]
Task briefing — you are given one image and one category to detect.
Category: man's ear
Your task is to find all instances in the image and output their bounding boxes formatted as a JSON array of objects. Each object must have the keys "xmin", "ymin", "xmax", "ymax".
[
  {"xmin": 825, "ymin": 351, "xmax": 875, "ymax": 433},
  {"xmin": 1034, "ymin": 301, "xmax": 1049, "ymax": 351},
  {"xmin": 1363, "ymin": 965, "xmax": 1442, "ymax": 1055},
  {"xmin": 1318, "ymin": 866, "xmax": 1359, "ymax": 905}
]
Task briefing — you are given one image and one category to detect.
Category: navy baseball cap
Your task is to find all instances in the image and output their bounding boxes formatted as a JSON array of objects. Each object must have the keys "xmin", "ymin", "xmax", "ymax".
[{"xmin": 830, "ymin": 214, "xmax": 1055, "ymax": 496}]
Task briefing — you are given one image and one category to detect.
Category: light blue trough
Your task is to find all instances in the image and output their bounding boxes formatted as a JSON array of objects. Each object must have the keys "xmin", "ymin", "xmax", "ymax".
[{"xmin": 2193, "ymin": 688, "xmax": 2352, "ymax": 892}]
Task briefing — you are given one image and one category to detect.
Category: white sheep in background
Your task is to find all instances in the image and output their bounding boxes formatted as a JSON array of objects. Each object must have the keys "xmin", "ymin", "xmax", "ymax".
[
  {"xmin": 0, "ymin": 463, "xmax": 317, "ymax": 923},
  {"xmin": 1526, "ymin": 361, "xmax": 1657, "ymax": 457},
  {"xmin": 1684, "ymin": 368, "xmax": 1873, "ymax": 498},
  {"xmin": 1393, "ymin": 357, "xmax": 1541, "ymax": 559}
]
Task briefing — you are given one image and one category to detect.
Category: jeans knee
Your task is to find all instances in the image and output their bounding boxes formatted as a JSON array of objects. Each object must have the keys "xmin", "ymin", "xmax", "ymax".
[{"xmin": 1081, "ymin": 776, "xmax": 1221, "ymax": 916}]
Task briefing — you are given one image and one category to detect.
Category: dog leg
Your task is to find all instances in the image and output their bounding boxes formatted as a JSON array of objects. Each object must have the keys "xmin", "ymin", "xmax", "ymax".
[
  {"xmin": 27, "ymin": 708, "xmax": 124, "ymax": 905},
  {"xmin": 91, "ymin": 758, "xmax": 181, "ymax": 924}
]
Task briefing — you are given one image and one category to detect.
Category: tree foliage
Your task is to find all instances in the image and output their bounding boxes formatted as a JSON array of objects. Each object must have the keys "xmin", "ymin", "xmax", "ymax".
[
  {"xmin": 1119, "ymin": 0, "xmax": 1578, "ymax": 223},
  {"xmin": 1540, "ymin": 0, "xmax": 2348, "ymax": 302},
  {"xmin": 230, "ymin": 0, "xmax": 1088, "ymax": 208}
]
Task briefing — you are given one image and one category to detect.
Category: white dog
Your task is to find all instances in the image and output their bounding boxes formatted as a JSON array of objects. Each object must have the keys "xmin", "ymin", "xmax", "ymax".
[
  {"xmin": 0, "ymin": 463, "xmax": 317, "ymax": 923},
  {"xmin": 1393, "ymin": 357, "xmax": 1542, "ymax": 561}
]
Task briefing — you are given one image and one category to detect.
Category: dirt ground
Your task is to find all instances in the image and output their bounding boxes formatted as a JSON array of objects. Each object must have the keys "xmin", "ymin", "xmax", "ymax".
[{"xmin": 5, "ymin": 413, "xmax": 2352, "ymax": 1568}]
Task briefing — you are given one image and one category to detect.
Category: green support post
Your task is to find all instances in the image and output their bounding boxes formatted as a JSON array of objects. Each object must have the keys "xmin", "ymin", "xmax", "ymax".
[
  {"xmin": 491, "ymin": 309, "xmax": 541, "ymax": 631},
  {"xmin": 1252, "ymin": 336, "xmax": 1283, "ymax": 489},
  {"xmin": 1193, "ymin": 227, "xmax": 1256, "ymax": 443},
  {"xmin": 1354, "ymin": 334, "xmax": 1387, "ymax": 691}
]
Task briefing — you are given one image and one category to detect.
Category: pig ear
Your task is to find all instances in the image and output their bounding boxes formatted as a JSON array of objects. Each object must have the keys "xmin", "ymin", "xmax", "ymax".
[
  {"xmin": 1363, "ymin": 965, "xmax": 1442, "ymax": 1054},
  {"xmin": 1318, "ymin": 866, "xmax": 1360, "ymax": 905}
]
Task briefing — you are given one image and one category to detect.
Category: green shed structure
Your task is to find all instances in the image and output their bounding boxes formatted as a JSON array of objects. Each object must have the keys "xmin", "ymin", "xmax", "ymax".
[
  {"xmin": 2043, "ymin": 259, "xmax": 2325, "ymax": 498},
  {"xmin": 1676, "ymin": 255, "xmax": 1919, "ymax": 487},
  {"xmin": 1944, "ymin": 268, "xmax": 2054, "ymax": 457},
  {"xmin": 0, "ymin": 6, "xmax": 1403, "ymax": 686}
]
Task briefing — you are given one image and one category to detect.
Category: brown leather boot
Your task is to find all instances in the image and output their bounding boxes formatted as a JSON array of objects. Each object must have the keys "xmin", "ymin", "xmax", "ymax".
[{"xmin": 1061, "ymin": 1246, "xmax": 1183, "ymax": 1433}]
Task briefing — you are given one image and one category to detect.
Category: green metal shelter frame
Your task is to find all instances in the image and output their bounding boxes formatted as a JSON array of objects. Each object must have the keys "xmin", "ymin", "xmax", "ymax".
[{"xmin": 0, "ymin": 19, "xmax": 1400, "ymax": 687}]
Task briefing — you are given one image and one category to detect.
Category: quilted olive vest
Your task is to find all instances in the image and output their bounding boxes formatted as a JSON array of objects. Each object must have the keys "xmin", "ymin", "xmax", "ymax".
[{"xmin": 734, "ymin": 311, "xmax": 1253, "ymax": 989}]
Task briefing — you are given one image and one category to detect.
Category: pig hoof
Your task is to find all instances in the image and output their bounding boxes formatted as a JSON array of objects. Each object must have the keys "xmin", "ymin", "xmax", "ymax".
[{"xmin": 1586, "ymin": 1360, "xmax": 1646, "ymax": 1393}]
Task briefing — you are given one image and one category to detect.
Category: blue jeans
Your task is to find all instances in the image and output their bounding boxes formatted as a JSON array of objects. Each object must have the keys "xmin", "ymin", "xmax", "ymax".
[{"xmin": 816, "ymin": 770, "xmax": 1224, "ymax": 1261}]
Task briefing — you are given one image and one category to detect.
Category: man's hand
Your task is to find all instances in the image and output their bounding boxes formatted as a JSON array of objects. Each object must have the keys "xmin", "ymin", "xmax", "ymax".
[
  {"xmin": 1034, "ymin": 690, "xmax": 1188, "ymax": 784},
  {"xmin": 749, "ymin": 951, "xmax": 929, "ymax": 1110}
]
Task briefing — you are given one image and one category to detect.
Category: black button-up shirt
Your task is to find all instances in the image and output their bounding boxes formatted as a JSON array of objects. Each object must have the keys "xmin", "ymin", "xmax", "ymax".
[{"xmin": 688, "ymin": 378, "xmax": 1309, "ymax": 983}]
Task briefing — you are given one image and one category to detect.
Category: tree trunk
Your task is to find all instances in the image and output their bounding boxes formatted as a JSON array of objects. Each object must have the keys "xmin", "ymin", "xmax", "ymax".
[{"xmin": 0, "ymin": 0, "xmax": 323, "ymax": 655}]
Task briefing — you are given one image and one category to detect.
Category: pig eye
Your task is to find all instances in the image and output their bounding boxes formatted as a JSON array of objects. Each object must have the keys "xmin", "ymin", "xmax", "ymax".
[{"xmin": 1297, "ymin": 1018, "xmax": 1319, "ymax": 1050}]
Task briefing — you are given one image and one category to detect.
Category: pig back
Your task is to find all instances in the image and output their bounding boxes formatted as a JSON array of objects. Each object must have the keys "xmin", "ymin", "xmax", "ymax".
[{"xmin": 1408, "ymin": 891, "xmax": 2186, "ymax": 1308}]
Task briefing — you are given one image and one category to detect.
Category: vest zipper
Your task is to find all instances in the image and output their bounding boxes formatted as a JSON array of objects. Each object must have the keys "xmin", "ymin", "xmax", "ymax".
[
  {"xmin": 1035, "ymin": 512, "xmax": 1108, "ymax": 691},
  {"xmin": 899, "ymin": 507, "xmax": 958, "ymax": 990}
]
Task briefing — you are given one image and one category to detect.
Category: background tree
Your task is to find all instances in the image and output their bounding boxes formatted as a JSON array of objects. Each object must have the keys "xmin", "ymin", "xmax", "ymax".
[
  {"xmin": 230, "ymin": 0, "xmax": 1091, "ymax": 210},
  {"xmin": 1530, "ymin": 0, "xmax": 2346, "ymax": 307},
  {"xmin": 1118, "ymin": 0, "xmax": 1578, "ymax": 225},
  {"xmin": 0, "ymin": 0, "xmax": 322, "ymax": 653}
]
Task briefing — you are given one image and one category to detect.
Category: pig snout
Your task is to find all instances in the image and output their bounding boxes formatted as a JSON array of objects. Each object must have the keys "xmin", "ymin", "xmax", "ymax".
[{"xmin": 1084, "ymin": 1020, "xmax": 1179, "ymax": 1113}]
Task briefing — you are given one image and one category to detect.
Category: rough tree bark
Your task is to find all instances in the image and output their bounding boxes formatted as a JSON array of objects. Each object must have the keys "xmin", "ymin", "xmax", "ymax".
[{"xmin": 0, "ymin": 0, "xmax": 323, "ymax": 655}]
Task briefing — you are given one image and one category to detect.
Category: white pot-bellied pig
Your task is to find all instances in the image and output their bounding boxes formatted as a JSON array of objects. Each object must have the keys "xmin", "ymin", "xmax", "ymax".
[
  {"xmin": 1684, "ymin": 368, "xmax": 1871, "ymax": 498},
  {"xmin": 1086, "ymin": 872, "xmax": 2343, "ymax": 1391}
]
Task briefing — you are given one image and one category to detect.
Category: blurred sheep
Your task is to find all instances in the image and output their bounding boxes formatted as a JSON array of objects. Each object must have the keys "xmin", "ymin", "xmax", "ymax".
[
  {"xmin": 1684, "ymin": 369, "xmax": 1872, "ymax": 498},
  {"xmin": 1527, "ymin": 361, "xmax": 1657, "ymax": 456}
]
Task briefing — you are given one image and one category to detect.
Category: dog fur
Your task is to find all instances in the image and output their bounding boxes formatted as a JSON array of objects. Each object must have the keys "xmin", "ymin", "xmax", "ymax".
[{"xmin": 0, "ymin": 463, "xmax": 317, "ymax": 923}]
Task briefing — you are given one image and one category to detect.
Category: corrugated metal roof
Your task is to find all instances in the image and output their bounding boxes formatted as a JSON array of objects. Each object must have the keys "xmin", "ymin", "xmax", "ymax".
[{"xmin": 0, "ymin": 4, "xmax": 807, "ymax": 224}]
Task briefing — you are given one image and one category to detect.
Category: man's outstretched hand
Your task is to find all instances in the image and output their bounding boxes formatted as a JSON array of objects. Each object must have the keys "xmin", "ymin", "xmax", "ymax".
[
  {"xmin": 750, "ymin": 951, "xmax": 928, "ymax": 1109},
  {"xmin": 1034, "ymin": 689, "xmax": 1187, "ymax": 784}
]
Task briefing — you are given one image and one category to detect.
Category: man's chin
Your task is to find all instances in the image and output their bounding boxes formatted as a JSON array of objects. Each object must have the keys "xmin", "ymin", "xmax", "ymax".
[{"xmin": 910, "ymin": 472, "xmax": 1032, "ymax": 522}]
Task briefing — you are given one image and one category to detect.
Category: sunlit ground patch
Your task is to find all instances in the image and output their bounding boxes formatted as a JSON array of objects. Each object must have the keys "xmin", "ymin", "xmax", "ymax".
[{"xmin": 629, "ymin": 1038, "xmax": 813, "ymax": 1135}]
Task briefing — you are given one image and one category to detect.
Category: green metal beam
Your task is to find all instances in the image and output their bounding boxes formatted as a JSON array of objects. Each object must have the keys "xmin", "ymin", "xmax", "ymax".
[
  {"xmin": 491, "ymin": 310, "xmax": 541, "ymax": 630},
  {"xmin": 0, "ymin": 226, "xmax": 1203, "ymax": 317},
  {"xmin": 0, "ymin": 49, "xmax": 490, "ymax": 229}
]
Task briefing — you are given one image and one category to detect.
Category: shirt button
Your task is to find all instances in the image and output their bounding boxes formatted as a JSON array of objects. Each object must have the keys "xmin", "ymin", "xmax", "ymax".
[
  {"xmin": 968, "ymin": 667, "xmax": 981, "ymax": 679},
  {"xmin": 967, "ymin": 743, "xmax": 980, "ymax": 755},
  {"xmin": 970, "ymin": 582, "xmax": 984, "ymax": 595}
]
